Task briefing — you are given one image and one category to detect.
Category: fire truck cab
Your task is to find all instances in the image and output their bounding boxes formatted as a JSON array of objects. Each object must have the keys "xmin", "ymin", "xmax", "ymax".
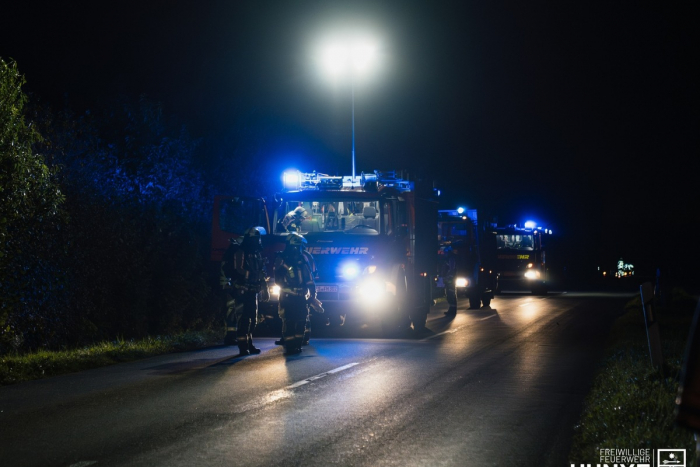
[
  {"xmin": 490, "ymin": 222, "xmax": 551, "ymax": 295},
  {"xmin": 211, "ymin": 170, "xmax": 439, "ymax": 335}
]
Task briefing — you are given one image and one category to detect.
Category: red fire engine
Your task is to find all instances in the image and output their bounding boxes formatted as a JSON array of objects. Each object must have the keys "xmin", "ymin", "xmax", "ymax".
[{"xmin": 211, "ymin": 170, "xmax": 439, "ymax": 334}]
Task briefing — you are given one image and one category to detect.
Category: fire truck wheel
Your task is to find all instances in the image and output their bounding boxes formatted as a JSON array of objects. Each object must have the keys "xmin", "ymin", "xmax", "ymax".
[
  {"xmin": 469, "ymin": 296, "xmax": 481, "ymax": 309},
  {"xmin": 482, "ymin": 297, "xmax": 491, "ymax": 307}
]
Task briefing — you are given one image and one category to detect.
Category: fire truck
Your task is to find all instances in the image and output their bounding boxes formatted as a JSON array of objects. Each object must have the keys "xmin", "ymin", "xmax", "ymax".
[
  {"xmin": 436, "ymin": 208, "xmax": 496, "ymax": 308},
  {"xmin": 488, "ymin": 222, "xmax": 552, "ymax": 294},
  {"xmin": 211, "ymin": 170, "xmax": 439, "ymax": 334}
]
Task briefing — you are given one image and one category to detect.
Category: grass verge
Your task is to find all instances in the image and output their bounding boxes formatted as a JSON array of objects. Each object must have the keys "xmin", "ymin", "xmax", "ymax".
[
  {"xmin": 569, "ymin": 288, "xmax": 699, "ymax": 464},
  {"xmin": 0, "ymin": 329, "xmax": 222, "ymax": 386}
]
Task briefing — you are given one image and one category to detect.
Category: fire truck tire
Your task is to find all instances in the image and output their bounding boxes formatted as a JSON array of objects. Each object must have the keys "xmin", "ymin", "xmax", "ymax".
[
  {"xmin": 482, "ymin": 297, "xmax": 491, "ymax": 307},
  {"xmin": 381, "ymin": 267, "xmax": 409, "ymax": 337},
  {"xmin": 469, "ymin": 296, "xmax": 481, "ymax": 309}
]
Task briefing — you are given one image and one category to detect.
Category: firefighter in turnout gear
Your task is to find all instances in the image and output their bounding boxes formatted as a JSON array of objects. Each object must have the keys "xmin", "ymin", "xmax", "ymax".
[
  {"xmin": 220, "ymin": 237, "xmax": 242, "ymax": 346},
  {"xmin": 278, "ymin": 206, "xmax": 309, "ymax": 233},
  {"xmin": 274, "ymin": 240, "xmax": 323, "ymax": 347},
  {"xmin": 224, "ymin": 227, "xmax": 268, "ymax": 355},
  {"xmin": 275, "ymin": 232, "xmax": 318, "ymax": 355}
]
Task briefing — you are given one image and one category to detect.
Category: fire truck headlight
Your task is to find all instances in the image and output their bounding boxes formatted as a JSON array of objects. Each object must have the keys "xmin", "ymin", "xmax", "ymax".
[
  {"xmin": 527, "ymin": 263, "xmax": 534, "ymax": 269},
  {"xmin": 359, "ymin": 278, "xmax": 386, "ymax": 302},
  {"xmin": 524, "ymin": 270, "xmax": 540, "ymax": 280},
  {"xmin": 342, "ymin": 263, "xmax": 360, "ymax": 279},
  {"xmin": 455, "ymin": 277, "xmax": 468, "ymax": 288}
]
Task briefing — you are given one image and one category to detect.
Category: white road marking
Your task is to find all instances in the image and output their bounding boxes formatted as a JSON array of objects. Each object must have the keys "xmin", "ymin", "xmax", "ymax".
[
  {"xmin": 422, "ymin": 314, "xmax": 497, "ymax": 341},
  {"xmin": 286, "ymin": 362, "xmax": 360, "ymax": 389},
  {"xmin": 69, "ymin": 462, "xmax": 97, "ymax": 467},
  {"xmin": 232, "ymin": 362, "xmax": 361, "ymax": 414},
  {"xmin": 479, "ymin": 314, "xmax": 497, "ymax": 321}
]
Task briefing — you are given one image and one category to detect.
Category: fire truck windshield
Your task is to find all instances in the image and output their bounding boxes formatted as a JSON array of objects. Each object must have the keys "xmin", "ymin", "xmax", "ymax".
[
  {"xmin": 496, "ymin": 234, "xmax": 534, "ymax": 250},
  {"xmin": 276, "ymin": 199, "xmax": 383, "ymax": 235}
]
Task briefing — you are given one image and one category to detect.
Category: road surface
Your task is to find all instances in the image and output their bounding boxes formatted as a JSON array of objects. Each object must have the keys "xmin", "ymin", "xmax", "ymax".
[{"xmin": 0, "ymin": 291, "xmax": 632, "ymax": 467}]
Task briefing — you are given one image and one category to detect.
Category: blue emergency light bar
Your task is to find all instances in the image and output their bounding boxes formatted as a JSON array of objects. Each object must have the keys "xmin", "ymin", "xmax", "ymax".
[{"xmin": 281, "ymin": 170, "xmax": 414, "ymax": 192}]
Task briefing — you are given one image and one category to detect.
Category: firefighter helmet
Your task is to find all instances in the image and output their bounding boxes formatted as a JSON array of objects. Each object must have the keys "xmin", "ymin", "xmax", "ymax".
[
  {"xmin": 245, "ymin": 226, "xmax": 263, "ymax": 238},
  {"xmin": 286, "ymin": 232, "xmax": 307, "ymax": 246},
  {"xmin": 242, "ymin": 226, "xmax": 264, "ymax": 249},
  {"xmin": 292, "ymin": 206, "xmax": 308, "ymax": 218}
]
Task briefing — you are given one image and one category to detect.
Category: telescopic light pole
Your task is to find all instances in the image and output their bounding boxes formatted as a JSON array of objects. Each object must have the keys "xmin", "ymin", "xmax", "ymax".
[
  {"xmin": 319, "ymin": 39, "xmax": 377, "ymax": 182},
  {"xmin": 351, "ymin": 75, "xmax": 355, "ymax": 180}
]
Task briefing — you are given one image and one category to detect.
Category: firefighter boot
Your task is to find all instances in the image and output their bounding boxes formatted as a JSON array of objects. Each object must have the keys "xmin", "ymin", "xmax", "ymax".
[
  {"xmin": 248, "ymin": 335, "xmax": 261, "ymax": 354},
  {"xmin": 237, "ymin": 336, "xmax": 250, "ymax": 356}
]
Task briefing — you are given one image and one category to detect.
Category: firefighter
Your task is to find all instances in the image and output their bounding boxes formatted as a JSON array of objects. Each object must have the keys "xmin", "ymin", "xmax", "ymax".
[
  {"xmin": 220, "ymin": 237, "xmax": 242, "ymax": 346},
  {"xmin": 229, "ymin": 227, "xmax": 268, "ymax": 355},
  {"xmin": 280, "ymin": 206, "xmax": 309, "ymax": 232},
  {"xmin": 441, "ymin": 245, "xmax": 458, "ymax": 314},
  {"xmin": 275, "ymin": 233, "xmax": 317, "ymax": 355},
  {"xmin": 274, "ymin": 239, "xmax": 323, "ymax": 346}
]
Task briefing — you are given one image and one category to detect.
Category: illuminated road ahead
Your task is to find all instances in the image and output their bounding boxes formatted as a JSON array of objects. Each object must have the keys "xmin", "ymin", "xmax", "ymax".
[{"xmin": 0, "ymin": 292, "xmax": 632, "ymax": 467}]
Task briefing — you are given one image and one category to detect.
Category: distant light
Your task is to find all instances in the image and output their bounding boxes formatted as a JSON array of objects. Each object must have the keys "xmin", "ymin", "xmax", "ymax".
[
  {"xmin": 455, "ymin": 277, "xmax": 468, "ymax": 288},
  {"xmin": 524, "ymin": 221, "xmax": 536, "ymax": 229},
  {"xmin": 457, "ymin": 207, "xmax": 465, "ymax": 214}
]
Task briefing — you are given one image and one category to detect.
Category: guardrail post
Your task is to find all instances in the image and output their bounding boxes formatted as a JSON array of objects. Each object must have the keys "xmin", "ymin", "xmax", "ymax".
[{"xmin": 640, "ymin": 282, "xmax": 663, "ymax": 368}]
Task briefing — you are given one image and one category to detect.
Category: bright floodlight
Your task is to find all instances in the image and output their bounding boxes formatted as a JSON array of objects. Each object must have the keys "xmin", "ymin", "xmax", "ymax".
[{"xmin": 320, "ymin": 39, "xmax": 377, "ymax": 78}]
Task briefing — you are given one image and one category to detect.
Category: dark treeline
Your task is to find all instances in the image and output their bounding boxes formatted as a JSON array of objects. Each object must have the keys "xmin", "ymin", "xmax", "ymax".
[{"xmin": 0, "ymin": 58, "xmax": 269, "ymax": 354}]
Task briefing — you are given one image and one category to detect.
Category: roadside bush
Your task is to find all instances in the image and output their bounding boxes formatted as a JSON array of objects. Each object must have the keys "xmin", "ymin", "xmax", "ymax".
[
  {"xmin": 2, "ymin": 61, "xmax": 223, "ymax": 354},
  {"xmin": 0, "ymin": 58, "xmax": 68, "ymax": 353}
]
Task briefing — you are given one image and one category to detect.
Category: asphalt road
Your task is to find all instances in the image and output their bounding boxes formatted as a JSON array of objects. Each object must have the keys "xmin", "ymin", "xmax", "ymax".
[{"xmin": 0, "ymin": 291, "xmax": 633, "ymax": 467}]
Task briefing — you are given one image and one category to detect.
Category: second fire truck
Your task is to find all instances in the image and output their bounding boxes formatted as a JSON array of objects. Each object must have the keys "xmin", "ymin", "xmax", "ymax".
[
  {"xmin": 488, "ymin": 222, "xmax": 552, "ymax": 294},
  {"xmin": 436, "ymin": 208, "xmax": 497, "ymax": 308}
]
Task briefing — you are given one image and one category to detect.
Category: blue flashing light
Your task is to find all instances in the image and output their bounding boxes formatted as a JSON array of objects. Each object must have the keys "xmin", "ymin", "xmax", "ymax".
[
  {"xmin": 524, "ymin": 221, "xmax": 536, "ymax": 229},
  {"xmin": 283, "ymin": 171, "xmax": 300, "ymax": 190},
  {"xmin": 457, "ymin": 207, "xmax": 465, "ymax": 214}
]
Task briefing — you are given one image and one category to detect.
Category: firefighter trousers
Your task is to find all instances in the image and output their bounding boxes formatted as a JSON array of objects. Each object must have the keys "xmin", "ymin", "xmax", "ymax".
[
  {"xmin": 233, "ymin": 290, "xmax": 259, "ymax": 352},
  {"xmin": 281, "ymin": 296, "xmax": 307, "ymax": 353}
]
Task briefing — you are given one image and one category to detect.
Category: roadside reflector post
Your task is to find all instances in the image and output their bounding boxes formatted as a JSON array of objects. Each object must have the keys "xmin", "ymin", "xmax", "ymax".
[{"xmin": 640, "ymin": 281, "xmax": 663, "ymax": 369}]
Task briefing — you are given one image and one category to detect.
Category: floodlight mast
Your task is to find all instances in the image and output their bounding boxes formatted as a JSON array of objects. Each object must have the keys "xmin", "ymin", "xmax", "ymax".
[
  {"xmin": 351, "ymin": 75, "xmax": 355, "ymax": 179},
  {"xmin": 320, "ymin": 38, "xmax": 377, "ymax": 182}
]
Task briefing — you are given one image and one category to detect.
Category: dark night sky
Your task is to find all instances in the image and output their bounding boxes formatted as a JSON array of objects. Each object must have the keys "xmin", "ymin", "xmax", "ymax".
[{"xmin": 1, "ymin": 1, "xmax": 698, "ymax": 284}]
